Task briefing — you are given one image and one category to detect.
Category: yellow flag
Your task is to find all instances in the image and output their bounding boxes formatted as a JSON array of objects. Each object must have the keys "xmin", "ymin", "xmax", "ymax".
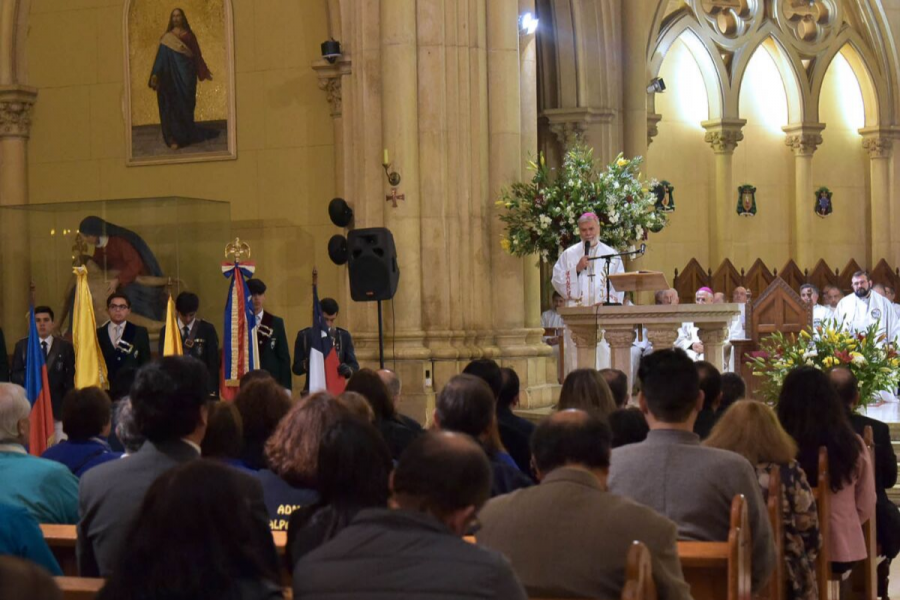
[
  {"xmin": 73, "ymin": 266, "xmax": 109, "ymax": 389},
  {"xmin": 163, "ymin": 293, "xmax": 183, "ymax": 357}
]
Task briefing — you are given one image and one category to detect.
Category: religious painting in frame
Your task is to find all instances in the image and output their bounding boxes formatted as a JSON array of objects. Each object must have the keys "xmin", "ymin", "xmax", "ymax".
[
  {"xmin": 124, "ymin": 0, "xmax": 236, "ymax": 165},
  {"xmin": 736, "ymin": 184, "xmax": 757, "ymax": 217}
]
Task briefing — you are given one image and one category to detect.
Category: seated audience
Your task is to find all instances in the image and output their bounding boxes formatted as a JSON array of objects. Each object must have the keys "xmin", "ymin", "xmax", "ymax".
[
  {"xmin": 718, "ymin": 372, "xmax": 746, "ymax": 416},
  {"xmin": 0, "ymin": 503, "xmax": 62, "ymax": 575},
  {"xmin": 693, "ymin": 361, "xmax": 721, "ymax": 439},
  {"xmin": 0, "ymin": 383, "xmax": 78, "ymax": 524},
  {"xmin": 41, "ymin": 387, "xmax": 122, "ymax": 476},
  {"xmin": 478, "ymin": 410, "xmax": 691, "ymax": 600},
  {"xmin": 201, "ymin": 401, "xmax": 248, "ymax": 471},
  {"xmin": 98, "ymin": 460, "xmax": 282, "ymax": 600},
  {"xmin": 434, "ymin": 374, "xmax": 532, "ymax": 495},
  {"xmin": 557, "ymin": 368, "xmax": 616, "ymax": 418},
  {"xmin": 346, "ymin": 368, "xmax": 421, "ymax": 460},
  {"xmin": 287, "ymin": 415, "xmax": 392, "ymax": 566},
  {"xmin": 239, "ymin": 369, "xmax": 274, "ymax": 390},
  {"xmin": 260, "ymin": 393, "xmax": 348, "ymax": 530},
  {"xmin": 337, "ymin": 390, "xmax": 375, "ymax": 422},
  {"xmin": 830, "ymin": 367, "xmax": 899, "ymax": 589},
  {"xmin": 106, "ymin": 367, "xmax": 137, "ymax": 452},
  {"xmin": 293, "ymin": 432, "xmax": 527, "ymax": 600},
  {"xmin": 705, "ymin": 400, "xmax": 821, "ymax": 600},
  {"xmin": 609, "ymin": 407, "xmax": 649, "ymax": 448},
  {"xmin": 377, "ymin": 368, "xmax": 425, "ymax": 429},
  {"xmin": 777, "ymin": 366, "xmax": 876, "ymax": 576},
  {"xmin": 600, "ymin": 368, "xmax": 629, "ymax": 408},
  {"xmin": 609, "ymin": 349, "xmax": 774, "ymax": 591},
  {"xmin": 462, "ymin": 360, "xmax": 521, "ymax": 472},
  {"xmin": 234, "ymin": 378, "xmax": 292, "ymax": 470},
  {"xmin": 495, "ymin": 367, "xmax": 535, "ymax": 475},
  {"xmin": 78, "ymin": 356, "xmax": 276, "ymax": 577},
  {"xmin": 0, "ymin": 556, "xmax": 62, "ymax": 600},
  {"xmin": 113, "ymin": 398, "xmax": 144, "ymax": 455}
]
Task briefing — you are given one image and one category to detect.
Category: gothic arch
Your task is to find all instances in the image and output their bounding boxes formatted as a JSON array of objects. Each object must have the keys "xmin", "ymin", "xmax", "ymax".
[
  {"xmin": 811, "ymin": 37, "xmax": 884, "ymax": 127},
  {"xmin": 0, "ymin": 0, "xmax": 31, "ymax": 85}
]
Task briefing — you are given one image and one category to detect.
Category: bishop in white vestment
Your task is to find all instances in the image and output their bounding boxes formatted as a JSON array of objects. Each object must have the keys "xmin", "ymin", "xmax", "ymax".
[{"xmin": 551, "ymin": 212, "xmax": 624, "ymax": 374}]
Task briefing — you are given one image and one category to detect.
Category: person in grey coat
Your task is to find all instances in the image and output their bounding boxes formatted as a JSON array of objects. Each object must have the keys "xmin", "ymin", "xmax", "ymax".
[
  {"xmin": 608, "ymin": 348, "xmax": 775, "ymax": 592},
  {"xmin": 293, "ymin": 431, "xmax": 527, "ymax": 600},
  {"xmin": 77, "ymin": 357, "xmax": 278, "ymax": 577}
]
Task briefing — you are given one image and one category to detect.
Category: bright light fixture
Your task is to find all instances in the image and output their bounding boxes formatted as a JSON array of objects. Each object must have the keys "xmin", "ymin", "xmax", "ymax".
[{"xmin": 519, "ymin": 12, "xmax": 538, "ymax": 35}]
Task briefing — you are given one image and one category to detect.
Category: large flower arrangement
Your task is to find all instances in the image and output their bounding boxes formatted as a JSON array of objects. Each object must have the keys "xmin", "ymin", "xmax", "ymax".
[
  {"xmin": 497, "ymin": 145, "xmax": 668, "ymax": 263},
  {"xmin": 747, "ymin": 322, "xmax": 900, "ymax": 409}
]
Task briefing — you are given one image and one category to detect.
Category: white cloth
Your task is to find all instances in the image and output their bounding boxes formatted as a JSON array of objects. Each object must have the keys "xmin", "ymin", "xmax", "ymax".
[
  {"xmin": 812, "ymin": 304, "xmax": 835, "ymax": 330},
  {"xmin": 728, "ymin": 304, "xmax": 747, "ymax": 340},
  {"xmin": 835, "ymin": 292, "xmax": 898, "ymax": 345},
  {"xmin": 674, "ymin": 322, "xmax": 702, "ymax": 361},
  {"xmin": 541, "ymin": 309, "xmax": 565, "ymax": 363},
  {"xmin": 551, "ymin": 240, "xmax": 625, "ymax": 373},
  {"xmin": 893, "ymin": 303, "xmax": 900, "ymax": 321}
]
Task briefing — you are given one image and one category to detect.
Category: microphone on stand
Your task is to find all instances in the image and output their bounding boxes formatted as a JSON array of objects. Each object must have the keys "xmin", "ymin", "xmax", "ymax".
[{"xmin": 580, "ymin": 240, "xmax": 591, "ymax": 277}]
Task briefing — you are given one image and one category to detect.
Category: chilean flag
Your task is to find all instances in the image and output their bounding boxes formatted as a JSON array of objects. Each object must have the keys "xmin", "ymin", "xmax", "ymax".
[
  {"xmin": 309, "ymin": 285, "xmax": 345, "ymax": 395},
  {"xmin": 25, "ymin": 305, "xmax": 55, "ymax": 455}
]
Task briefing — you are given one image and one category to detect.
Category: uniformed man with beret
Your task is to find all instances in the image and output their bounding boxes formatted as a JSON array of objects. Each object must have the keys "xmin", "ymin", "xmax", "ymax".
[
  {"xmin": 246, "ymin": 278, "xmax": 292, "ymax": 390},
  {"xmin": 157, "ymin": 291, "xmax": 220, "ymax": 397}
]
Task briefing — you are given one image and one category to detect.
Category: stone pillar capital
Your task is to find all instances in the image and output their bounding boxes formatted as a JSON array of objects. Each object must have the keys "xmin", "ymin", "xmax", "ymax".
[
  {"xmin": 0, "ymin": 85, "xmax": 38, "ymax": 139},
  {"xmin": 543, "ymin": 107, "xmax": 615, "ymax": 149},
  {"xmin": 701, "ymin": 118, "xmax": 746, "ymax": 154},
  {"xmin": 782, "ymin": 123, "xmax": 825, "ymax": 156},
  {"xmin": 311, "ymin": 57, "xmax": 352, "ymax": 118},
  {"xmin": 859, "ymin": 127, "xmax": 895, "ymax": 159},
  {"xmin": 647, "ymin": 112, "xmax": 662, "ymax": 147}
]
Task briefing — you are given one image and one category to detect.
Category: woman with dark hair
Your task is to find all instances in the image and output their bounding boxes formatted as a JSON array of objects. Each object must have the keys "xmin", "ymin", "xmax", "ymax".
[
  {"xmin": 234, "ymin": 378, "xmax": 292, "ymax": 470},
  {"xmin": 259, "ymin": 393, "xmax": 349, "ymax": 531},
  {"xmin": 777, "ymin": 366, "xmax": 875, "ymax": 576},
  {"xmin": 42, "ymin": 387, "xmax": 122, "ymax": 477},
  {"xmin": 98, "ymin": 460, "xmax": 282, "ymax": 600},
  {"xmin": 202, "ymin": 402, "xmax": 250, "ymax": 471},
  {"xmin": 345, "ymin": 368, "xmax": 421, "ymax": 459},
  {"xmin": 286, "ymin": 415, "xmax": 392, "ymax": 568},
  {"xmin": 557, "ymin": 368, "xmax": 616, "ymax": 419}
]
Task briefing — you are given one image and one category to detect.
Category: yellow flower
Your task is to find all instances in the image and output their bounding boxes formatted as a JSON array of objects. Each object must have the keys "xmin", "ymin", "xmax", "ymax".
[
  {"xmin": 500, "ymin": 239, "xmax": 511, "ymax": 251},
  {"xmin": 891, "ymin": 358, "xmax": 900, "ymax": 368},
  {"xmin": 494, "ymin": 199, "xmax": 505, "ymax": 206},
  {"xmin": 800, "ymin": 330, "xmax": 811, "ymax": 339},
  {"xmin": 617, "ymin": 158, "xmax": 629, "ymax": 167},
  {"xmin": 822, "ymin": 356, "xmax": 838, "ymax": 368}
]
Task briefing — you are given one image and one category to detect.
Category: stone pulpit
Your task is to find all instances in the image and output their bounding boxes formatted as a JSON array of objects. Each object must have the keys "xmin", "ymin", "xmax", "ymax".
[{"xmin": 558, "ymin": 304, "xmax": 742, "ymax": 391}]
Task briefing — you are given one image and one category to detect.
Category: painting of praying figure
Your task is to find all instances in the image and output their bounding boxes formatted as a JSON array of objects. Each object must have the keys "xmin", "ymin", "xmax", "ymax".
[{"xmin": 125, "ymin": 1, "xmax": 236, "ymax": 165}]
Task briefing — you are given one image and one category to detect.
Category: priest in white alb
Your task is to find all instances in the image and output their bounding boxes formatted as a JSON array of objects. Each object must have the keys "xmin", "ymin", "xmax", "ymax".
[
  {"xmin": 835, "ymin": 271, "xmax": 898, "ymax": 345},
  {"xmin": 551, "ymin": 212, "xmax": 624, "ymax": 373}
]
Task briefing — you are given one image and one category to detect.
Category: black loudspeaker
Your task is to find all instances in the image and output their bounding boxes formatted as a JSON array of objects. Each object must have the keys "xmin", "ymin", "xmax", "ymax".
[{"xmin": 347, "ymin": 228, "xmax": 400, "ymax": 301}]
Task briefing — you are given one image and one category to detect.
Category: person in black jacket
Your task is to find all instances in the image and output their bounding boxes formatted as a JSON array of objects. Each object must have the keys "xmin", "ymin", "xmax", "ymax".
[
  {"xmin": 157, "ymin": 292, "xmax": 219, "ymax": 398},
  {"xmin": 97, "ymin": 293, "xmax": 150, "ymax": 384},
  {"xmin": 0, "ymin": 327, "xmax": 8, "ymax": 382},
  {"xmin": 830, "ymin": 367, "xmax": 900, "ymax": 596},
  {"xmin": 292, "ymin": 297, "xmax": 358, "ymax": 392},
  {"xmin": 693, "ymin": 361, "xmax": 722, "ymax": 440},
  {"xmin": 10, "ymin": 306, "xmax": 75, "ymax": 442},
  {"xmin": 246, "ymin": 279, "xmax": 292, "ymax": 390}
]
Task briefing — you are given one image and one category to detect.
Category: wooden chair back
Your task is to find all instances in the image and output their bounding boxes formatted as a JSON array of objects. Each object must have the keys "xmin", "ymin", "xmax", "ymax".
[
  {"xmin": 622, "ymin": 541, "xmax": 657, "ymax": 600},
  {"xmin": 810, "ymin": 446, "xmax": 831, "ymax": 600},
  {"xmin": 40, "ymin": 524, "xmax": 77, "ymax": 576},
  {"xmin": 55, "ymin": 576, "xmax": 104, "ymax": 600},
  {"xmin": 850, "ymin": 426, "xmax": 877, "ymax": 600},
  {"xmin": 766, "ymin": 467, "xmax": 785, "ymax": 600}
]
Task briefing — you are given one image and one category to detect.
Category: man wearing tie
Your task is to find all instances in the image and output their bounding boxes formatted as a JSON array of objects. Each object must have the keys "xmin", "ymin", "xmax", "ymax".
[
  {"xmin": 157, "ymin": 292, "xmax": 219, "ymax": 398},
  {"xmin": 11, "ymin": 306, "xmax": 75, "ymax": 442},
  {"xmin": 97, "ymin": 293, "xmax": 151, "ymax": 386},
  {"xmin": 246, "ymin": 279, "xmax": 292, "ymax": 390}
]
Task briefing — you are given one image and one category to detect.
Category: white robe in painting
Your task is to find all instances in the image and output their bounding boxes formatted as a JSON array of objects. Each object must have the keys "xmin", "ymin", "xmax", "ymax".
[
  {"xmin": 835, "ymin": 291, "xmax": 898, "ymax": 345},
  {"xmin": 551, "ymin": 239, "xmax": 624, "ymax": 373}
]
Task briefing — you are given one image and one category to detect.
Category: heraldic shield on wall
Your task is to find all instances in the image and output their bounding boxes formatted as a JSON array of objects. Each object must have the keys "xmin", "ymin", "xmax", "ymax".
[
  {"xmin": 653, "ymin": 180, "xmax": 675, "ymax": 213},
  {"xmin": 815, "ymin": 186, "xmax": 833, "ymax": 218},
  {"xmin": 737, "ymin": 184, "xmax": 757, "ymax": 217}
]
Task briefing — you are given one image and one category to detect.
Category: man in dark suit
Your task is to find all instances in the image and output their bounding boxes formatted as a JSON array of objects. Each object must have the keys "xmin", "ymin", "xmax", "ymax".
[
  {"xmin": 157, "ymin": 292, "xmax": 219, "ymax": 398},
  {"xmin": 10, "ymin": 306, "xmax": 75, "ymax": 442},
  {"xmin": 830, "ymin": 367, "xmax": 900, "ymax": 595},
  {"xmin": 97, "ymin": 293, "xmax": 150, "ymax": 385},
  {"xmin": 293, "ymin": 297, "xmax": 358, "ymax": 392},
  {"xmin": 77, "ymin": 356, "xmax": 278, "ymax": 577},
  {"xmin": 246, "ymin": 279, "xmax": 292, "ymax": 390}
]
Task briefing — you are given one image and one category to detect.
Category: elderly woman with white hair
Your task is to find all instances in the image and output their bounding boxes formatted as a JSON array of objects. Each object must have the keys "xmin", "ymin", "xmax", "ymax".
[{"xmin": 0, "ymin": 383, "xmax": 78, "ymax": 523}]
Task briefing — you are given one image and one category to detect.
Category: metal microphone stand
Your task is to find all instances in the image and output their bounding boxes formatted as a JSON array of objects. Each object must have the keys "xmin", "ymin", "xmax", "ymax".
[{"xmin": 588, "ymin": 244, "xmax": 647, "ymax": 306}]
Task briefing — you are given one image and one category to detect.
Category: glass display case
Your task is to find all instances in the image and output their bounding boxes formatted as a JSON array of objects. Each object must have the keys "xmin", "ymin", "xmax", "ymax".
[{"xmin": 0, "ymin": 197, "xmax": 231, "ymax": 344}]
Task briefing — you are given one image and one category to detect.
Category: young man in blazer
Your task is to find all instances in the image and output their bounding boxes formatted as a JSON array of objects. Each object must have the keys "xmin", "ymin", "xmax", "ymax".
[
  {"xmin": 157, "ymin": 292, "xmax": 219, "ymax": 398},
  {"xmin": 292, "ymin": 297, "xmax": 358, "ymax": 393},
  {"xmin": 97, "ymin": 293, "xmax": 151, "ymax": 386},
  {"xmin": 10, "ymin": 306, "xmax": 76, "ymax": 442},
  {"xmin": 246, "ymin": 279, "xmax": 292, "ymax": 390}
]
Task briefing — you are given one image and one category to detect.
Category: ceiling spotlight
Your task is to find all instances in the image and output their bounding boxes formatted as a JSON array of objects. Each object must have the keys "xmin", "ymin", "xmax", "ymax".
[
  {"xmin": 647, "ymin": 77, "xmax": 666, "ymax": 94},
  {"xmin": 519, "ymin": 12, "xmax": 539, "ymax": 35}
]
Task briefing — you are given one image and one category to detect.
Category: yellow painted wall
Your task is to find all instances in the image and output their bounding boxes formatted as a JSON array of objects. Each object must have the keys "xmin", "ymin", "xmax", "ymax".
[{"xmin": 24, "ymin": 0, "xmax": 340, "ymax": 384}]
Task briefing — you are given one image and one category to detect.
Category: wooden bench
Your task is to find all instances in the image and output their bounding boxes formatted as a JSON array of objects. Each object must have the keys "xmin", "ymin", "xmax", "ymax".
[
  {"xmin": 810, "ymin": 446, "xmax": 834, "ymax": 600},
  {"xmin": 55, "ymin": 576, "xmax": 103, "ymax": 600},
  {"xmin": 677, "ymin": 494, "xmax": 751, "ymax": 600},
  {"xmin": 766, "ymin": 466, "xmax": 785, "ymax": 600},
  {"xmin": 849, "ymin": 427, "xmax": 878, "ymax": 600}
]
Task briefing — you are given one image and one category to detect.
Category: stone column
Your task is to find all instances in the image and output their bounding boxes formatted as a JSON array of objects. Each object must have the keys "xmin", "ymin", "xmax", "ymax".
[
  {"xmin": 860, "ymin": 128, "xmax": 894, "ymax": 265},
  {"xmin": 312, "ymin": 59, "xmax": 352, "ymax": 198},
  {"xmin": 0, "ymin": 85, "xmax": 36, "ymax": 341},
  {"xmin": 783, "ymin": 123, "xmax": 824, "ymax": 268},
  {"xmin": 621, "ymin": 0, "xmax": 650, "ymax": 162},
  {"xmin": 568, "ymin": 323, "xmax": 599, "ymax": 370},
  {"xmin": 605, "ymin": 326, "xmax": 636, "ymax": 391},
  {"xmin": 702, "ymin": 119, "xmax": 745, "ymax": 266},
  {"xmin": 696, "ymin": 325, "xmax": 728, "ymax": 372},
  {"xmin": 644, "ymin": 324, "xmax": 679, "ymax": 350}
]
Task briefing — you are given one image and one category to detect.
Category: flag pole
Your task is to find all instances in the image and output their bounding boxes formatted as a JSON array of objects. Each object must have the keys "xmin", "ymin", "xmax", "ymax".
[{"xmin": 29, "ymin": 280, "xmax": 35, "ymax": 308}]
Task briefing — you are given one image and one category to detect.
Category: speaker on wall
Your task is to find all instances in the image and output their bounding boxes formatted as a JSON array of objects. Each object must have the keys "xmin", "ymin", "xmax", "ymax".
[{"xmin": 347, "ymin": 227, "xmax": 400, "ymax": 301}]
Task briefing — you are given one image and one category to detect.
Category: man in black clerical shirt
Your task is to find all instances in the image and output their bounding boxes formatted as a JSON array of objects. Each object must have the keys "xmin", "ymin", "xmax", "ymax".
[
  {"xmin": 247, "ymin": 279, "xmax": 292, "ymax": 390},
  {"xmin": 293, "ymin": 297, "xmax": 358, "ymax": 393},
  {"xmin": 97, "ymin": 293, "xmax": 151, "ymax": 385},
  {"xmin": 157, "ymin": 292, "xmax": 220, "ymax": 398}
]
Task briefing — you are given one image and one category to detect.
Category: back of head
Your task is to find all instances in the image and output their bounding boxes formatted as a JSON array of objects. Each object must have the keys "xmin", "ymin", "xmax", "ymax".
[
  {"xmin": 114, "ymin": 399, "xmax": 145, "ymax": 454},
  {"xmin": 608, "ymin": 407, "xmax": 649, "ymax": 448},
  {"xmin": 377, "ymin": 369, "xmax": 401, "ymax": 401},
  {"xmin": 558, "ymin": 369, "xmax": 616, "ymax": 418},
  {"xmin": 829, "ymin": 367, "xmax": 859, "ymax": 410},
  {"xmin": 434, "ymin": 374, "xmax": 495, "ymax": 439},
  {"xmin": 238, "ymin": 369, "xmax": 274, "ymax": 390},
  {"xmin": 704, "ymin": 400, "xmax": 797, "ymax": 464},
  {"xmin": 695, "ymin": 361, "xmax": 722, "ymax": 411},
  {"xmin": 101, "ymin": 460, "xmax": 277, "ymax": 599},
  {"xmin": 0, "ymin": 383, "xmax": 31, "ymax": 442},
  {"xmin": 345, "ymin": 368, "xmax": 395, "ymax": 419},
  {"xmin": 265, "ymin": 392, "xmax": 348, "ymax": 487},
  {"xmin": 62, "ymin": 387, "xmax": 111, "ymax": 441},
  {"xmin": 638, "ymin": 349, "xmax": 700, "ymax": 423},
  {"xmin": 599, "ymin": 368, "xmax": 628, "ymax": 408},
  {"xmin": 497, "ymin": 367, "xmax": 520, "ymax": 409},
  {"xmin": 201, "ymin": 402, "xmax": 243, "ymax": 460},
  {"xmin": 317, "ymin": 416, "xmax": 392, "ymax": 506},
  {"xmin": 392, "ymin": 431, "xmax": 492, "ymax": 514},
  {"xmin": 337, "ymin": 391, "xmax": 375, "ymax": 422},
  {"xmin": 462, "ymin": 359, "xmax": 502, "ymax": 399},
  {"xmin": 0, "ymin": 556, "xmax": 61, "ymax": 600},
  {"xmin": 131, "ymin": 357, "xmax": 209, "ymax": 443},
  {"xmin": 720, "ymin": 372, "xmax": 746, "ymax": 411},
  {"xmin": 234, "ymin": 378, "xmax": 292, "ymax": 443},
  {"xmin": 531, "ymin": 409, "xmax": 611, "ymax": 475}
]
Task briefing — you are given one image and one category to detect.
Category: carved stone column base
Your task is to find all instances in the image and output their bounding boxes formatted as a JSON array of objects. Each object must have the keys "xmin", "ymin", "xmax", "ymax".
[{"xmin": 696, "ymin": 325, "xmax": 729, "ymax": 372}]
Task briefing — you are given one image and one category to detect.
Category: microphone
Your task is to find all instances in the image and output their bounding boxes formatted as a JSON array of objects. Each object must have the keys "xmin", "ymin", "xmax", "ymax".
[
  {"xmin": 580, "ymin": 240, "xmax": 590, "ymax": 276},
  {"xmin": 640, "ymin": 243, "xmax": 646, "ymax": 255}
]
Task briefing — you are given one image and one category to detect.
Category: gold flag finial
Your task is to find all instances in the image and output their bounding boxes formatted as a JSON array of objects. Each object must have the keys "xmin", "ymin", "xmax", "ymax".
[{"xmin": 225, "ymin": 238, "xmax": 252, "ymax": 263}]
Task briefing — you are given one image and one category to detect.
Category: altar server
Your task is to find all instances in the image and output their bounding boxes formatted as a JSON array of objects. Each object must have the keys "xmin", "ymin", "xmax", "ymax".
[{"xmin": 799, "ymin": 284, "xmax": 835, "ymax": 329}]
